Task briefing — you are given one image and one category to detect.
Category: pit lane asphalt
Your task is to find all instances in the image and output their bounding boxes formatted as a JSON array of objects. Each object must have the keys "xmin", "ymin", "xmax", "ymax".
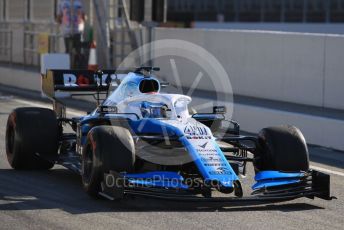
[{"xmin": 0, "ymin": 88, "xmax": 343, "ymax": 230}]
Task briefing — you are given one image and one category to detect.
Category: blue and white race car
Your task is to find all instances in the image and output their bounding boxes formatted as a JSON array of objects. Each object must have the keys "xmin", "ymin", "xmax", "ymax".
[{"xmin": 5, "ymin": 67, "xmax": 333, "ymax": 203}]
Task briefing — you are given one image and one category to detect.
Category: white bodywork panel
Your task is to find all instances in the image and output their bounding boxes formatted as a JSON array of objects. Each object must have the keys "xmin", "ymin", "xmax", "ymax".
[{"xmin": 104, "ymin": 73, "xmax": 193, "ymax": 122}]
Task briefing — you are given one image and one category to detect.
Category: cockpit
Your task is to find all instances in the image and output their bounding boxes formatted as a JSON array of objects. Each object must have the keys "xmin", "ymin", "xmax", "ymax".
[
  {"xmin": 140, "ymin": 102, "xmax": 170, "ymax": 119},
  {"xmin": 139, "ymin": 79, "xmax": 159, "ymax": 94},
  {"xmin": 104, "ymin": 72, "xmax": 161, "ymax": 105},
  {"xmin": 103, "ymin": 72, "xmax": 191, "ymax": 120}
]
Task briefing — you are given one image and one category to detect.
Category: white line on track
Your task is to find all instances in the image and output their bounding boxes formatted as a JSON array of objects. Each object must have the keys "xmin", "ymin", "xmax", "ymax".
[
  {"xmin": 10, "ymin": 98, "xmax": 344, "ymax": 177},
  {"xmin": 310, "ymin": 165, "xmax": 344, "ymax": 177}
]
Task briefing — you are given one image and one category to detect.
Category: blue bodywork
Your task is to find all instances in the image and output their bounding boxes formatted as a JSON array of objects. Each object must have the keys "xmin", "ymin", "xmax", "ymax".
[
  {"xmin": 252, "ymin": 171, "xmax": 305, "ymax": 190},
  {"xmin": 180, "ymin": 137, "xmax": 238, "ymax": 188},
  {"xmin": 123, "ymin": 169, "xmax": 305, "ymax": 191},
  {"xmin": 80, "ymin": 114, "xmax": 239, "ymax": 189},
  {"xmin": 129, "ymin": 119, "xmax": 183, "ymax": 136}
]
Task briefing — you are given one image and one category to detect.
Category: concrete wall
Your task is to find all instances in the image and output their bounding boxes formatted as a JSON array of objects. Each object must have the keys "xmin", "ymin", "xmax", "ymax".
[
  {"xmin": 154, "ymin": 28, "xmax": 344, "ymax": 110},
  {"xmin": 0, "ymin": 66, "xmax": 40, "ymax": 91},
  {"xmin": 11, "ymin": 25, "xmax": 25, "ymax": 63},
  {"xmin": 233, "ymin": 104, "xmax": 344, "ymax": 151},
  {"xmin": 0, "ymin": 0, "xmax": 4, "ymax": 21},
  {"xmin": 194, "ymin": 22, "xmax": 344, "ymax": 35},
  {"xmin": 324, "ymin": 36, "xmax": 344, "ymax": 110}
]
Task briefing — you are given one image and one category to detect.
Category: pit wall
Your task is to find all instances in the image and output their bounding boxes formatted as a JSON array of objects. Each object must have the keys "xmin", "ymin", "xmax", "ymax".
[{"xmin": 154, "ymin": 28, "xmax": 344, "ymax": 110}]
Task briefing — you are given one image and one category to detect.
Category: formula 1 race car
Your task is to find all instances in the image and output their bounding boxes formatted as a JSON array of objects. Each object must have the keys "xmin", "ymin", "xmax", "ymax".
[{"xmin": 5, "ymin": 66, "xmax": 333, "ymax": 203}]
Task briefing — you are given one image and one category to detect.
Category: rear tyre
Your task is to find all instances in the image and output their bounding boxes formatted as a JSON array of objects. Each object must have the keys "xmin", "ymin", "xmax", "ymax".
[
  {"xmin": 5, "ymin": 107, "xmax": 59, "ymax": 170},
  {"xmin": 254, "ymin": 125, "xmax": 309, "ymax": 172},
  {"xmin": 82, "ymin": 126, "xmax": 135, "ymax": 198}
]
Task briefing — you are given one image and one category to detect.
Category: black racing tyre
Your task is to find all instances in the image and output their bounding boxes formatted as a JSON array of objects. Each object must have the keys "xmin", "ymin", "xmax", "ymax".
[
  {"xmin": 82, "ymin": 126, "xmax": 135, "ymax": 198},
  {"xmin": 254, "ymin": 125, "xmax": 309, "ymax": 172},
  {"xmin": 5, "ymin": 107, "xmax": 59, "ymax": 170}
]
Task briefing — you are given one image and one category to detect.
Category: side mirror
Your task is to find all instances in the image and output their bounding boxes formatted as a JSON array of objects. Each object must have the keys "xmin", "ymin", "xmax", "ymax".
[
  {"xmin": 160, "ymin": 82, "xmax": 169, "ymax": 89},
  {"xmin": 213, "ymin": 106, "xmax": 226, "ymax": 114}
]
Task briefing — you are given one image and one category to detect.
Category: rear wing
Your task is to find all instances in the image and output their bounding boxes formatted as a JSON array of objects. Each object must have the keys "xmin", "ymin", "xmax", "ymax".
[
  {"xmin": 42, "ymin": 66, "xmax": 165, "ymax": 99},
  {"xmin": 42, "ymin": 69, "xmax": 121, "ymax": 98},
  {"xmin": 41, "ymin": 69, "xmax": 128, "ymax": 118}
]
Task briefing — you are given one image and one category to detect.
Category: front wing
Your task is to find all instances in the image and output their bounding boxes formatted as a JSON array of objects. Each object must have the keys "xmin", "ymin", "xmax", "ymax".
[{"xmin": 99, "ymin": 170, "xmax": 334, "ymax": 203}]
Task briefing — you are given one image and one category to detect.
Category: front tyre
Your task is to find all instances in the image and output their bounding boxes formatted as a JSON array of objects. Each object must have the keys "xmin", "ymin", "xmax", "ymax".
[
  {"xmin": 82, "ymin": 126, "xmax": 135, "ymax": 198},
  {"xmin": 254, "ymin": 125, "xmax": 309, "ymax": 172}
]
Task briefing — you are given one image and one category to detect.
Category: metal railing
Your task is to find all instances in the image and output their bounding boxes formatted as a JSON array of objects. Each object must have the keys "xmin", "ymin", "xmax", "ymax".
[
  {"xmin": 93, "ymin": 0, "xmax": 143, "ymax": 69},
  {"xmin": 110, "ymin": 26, "xmax": 142, "ymax": 67},
  {"xmin": 23, "ymin": 31, "xmax": 63, "ymax": 67},
  {"xmin": 0, "ymin": 29, "xmax": 13, "ymax": 64}
]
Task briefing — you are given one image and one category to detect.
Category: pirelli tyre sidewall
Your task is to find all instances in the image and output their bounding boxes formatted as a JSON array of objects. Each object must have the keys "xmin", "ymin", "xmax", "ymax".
[
  {"xmin": 82, "ymin": 125, "xmax": 135, "ymax": 198},
  {"xmin": 5, "ymin": 107, "xmax": 59, "ymax": 170},
  {"xmin": 255, "ymin": 125, "xmax": 310, "ymax": 172}
]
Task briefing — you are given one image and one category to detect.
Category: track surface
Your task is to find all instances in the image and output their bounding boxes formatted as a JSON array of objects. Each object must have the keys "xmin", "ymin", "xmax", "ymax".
[{"xmin": 0, "ymin": 90, "xmax": 343, "ymax": 230}]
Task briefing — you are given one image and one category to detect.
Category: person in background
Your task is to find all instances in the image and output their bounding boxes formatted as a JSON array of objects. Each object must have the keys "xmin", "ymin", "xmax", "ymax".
[
  {"xmin": 80, "ymin": 15, "xmax": 94, "ymax": 68},
  {"xmin": 56, "ymin": 0, "xmax": 85, "ymax": 59},
  {"xmin": 83, "ymin": 15, "xmax": 93, "ymax": 46}
]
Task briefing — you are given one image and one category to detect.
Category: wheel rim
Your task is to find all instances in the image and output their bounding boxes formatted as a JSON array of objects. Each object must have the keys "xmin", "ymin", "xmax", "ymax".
[{"xmin": 82, "ymin": 144, "xmax": 94, "ymax": 185}]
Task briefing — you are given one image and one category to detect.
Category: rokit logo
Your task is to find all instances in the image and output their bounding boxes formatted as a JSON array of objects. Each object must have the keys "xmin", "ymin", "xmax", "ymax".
[
  {"xmin": 184, "ymin": 125, "xmax": 208, "ymax": 136},
  {"xmin": 63, "ymin": 73, "xmax": 118, "ymax": 87}
]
